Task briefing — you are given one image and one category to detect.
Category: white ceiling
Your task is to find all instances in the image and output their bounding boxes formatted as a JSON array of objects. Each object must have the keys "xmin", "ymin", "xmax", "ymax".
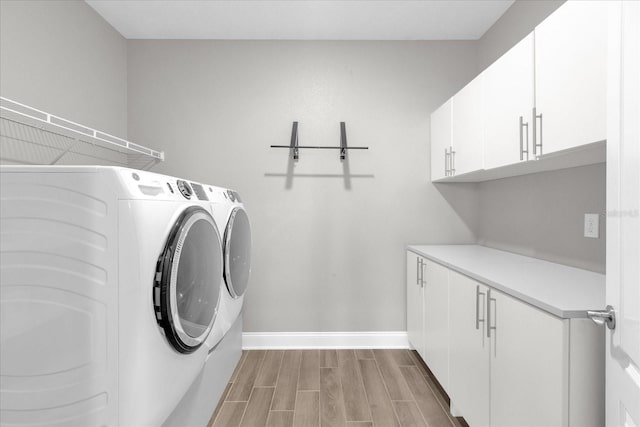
[{"xmin": 86, "ymin": 0, "xmax": 515, "ymax": 41}]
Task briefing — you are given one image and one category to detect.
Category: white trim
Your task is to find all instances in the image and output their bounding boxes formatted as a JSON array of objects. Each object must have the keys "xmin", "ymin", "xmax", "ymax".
[{"xmin": 242, "ymin": 331, "xmax": 409, "ymax": 350}]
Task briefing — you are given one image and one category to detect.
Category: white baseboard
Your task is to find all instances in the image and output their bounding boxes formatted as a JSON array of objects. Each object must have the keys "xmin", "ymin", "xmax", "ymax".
[{"xmin": 242, "ymin": 331, "xmax": 409, "ymax": 350}]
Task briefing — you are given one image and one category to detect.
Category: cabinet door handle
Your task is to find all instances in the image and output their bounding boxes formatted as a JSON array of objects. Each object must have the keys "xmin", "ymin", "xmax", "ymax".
[
  {"xmin": 416, "ymin": 258, "xmax": 421, "ymax": 286},
  {"xmin": 475, "ymin": 285, "xmax": 486, "ymax": 330},
  {"xmin": 444, "ymin": 148, "xmax": 449, "ymax": 176},
  {"xmin": 421, "ymin": 260, "xmax": 427, "ymax": 287},
  {"xmin": 532, "ymin": 107, "xmax": 543, "ymax": 157},
  {"xmin": 519, "ymin": 116, "xmax": 529, "ymax": 161},
  {"xmin": 450, "ymin": 149, "xmax": 456, "ymax": 175},
  {"xmin": 487, "ymin": 289, "xmax": 497, "ymax": 339}
]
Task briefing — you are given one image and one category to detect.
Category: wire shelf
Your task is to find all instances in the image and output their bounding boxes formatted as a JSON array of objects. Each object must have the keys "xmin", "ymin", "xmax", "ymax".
[{"xmin": 0, "ymin": 97, "xmax": 164, "ymax": 170}]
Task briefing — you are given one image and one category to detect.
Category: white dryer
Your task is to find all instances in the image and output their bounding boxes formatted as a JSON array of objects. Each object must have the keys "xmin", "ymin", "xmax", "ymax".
[
  {"xmin": 0, "ymin": 166, "xmax": 226, "ymax": 427},
  {"xmin": 209, "ymin": 186, "xmax": 252, "ymax": 337}
]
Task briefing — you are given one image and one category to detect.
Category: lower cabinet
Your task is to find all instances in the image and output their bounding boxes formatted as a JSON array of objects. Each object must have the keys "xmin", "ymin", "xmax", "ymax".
[
  {"xmin": 407, "ymin": 252, "xmax": 604, "ymax": 427},
  {"xmin": 406, "ymin": 252, "xmax": 450, "ymax": 392},
  {"xmin": 450, "ymin": 270, "xmax": 567, "ymax": 426},
  {"xmin": 489, "ymin": 286, "xmax": 567, "ymax": 427},
  {"xmin": 449, "ymin": 272, "xmax": 490, "ymax": 427},
  {"xmin": 423, "ymin": 259, "xmax": 450, "ymax": 393},
  {"xmin": 406, "ymin": 251, "xmax": 424, "ymax": 356}
]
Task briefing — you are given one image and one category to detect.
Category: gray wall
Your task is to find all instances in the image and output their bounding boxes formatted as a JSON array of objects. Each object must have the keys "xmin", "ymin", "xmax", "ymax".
[
  {"xmin": 0, "ymin": 0, "xmax": 127, "ymax": 137},
  {"xmin": 476, "ymin": 164, "xmax": 606, "ymax": 273},
  {"xmin": 127, "ymin": 41, "xmax": 479, "ymax": 332}
]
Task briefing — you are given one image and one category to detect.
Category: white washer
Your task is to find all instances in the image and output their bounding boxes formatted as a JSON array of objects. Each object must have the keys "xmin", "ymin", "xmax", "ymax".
[{"xmin": 0, "ymin": 166, "xmax": 227, "ymax": 427}]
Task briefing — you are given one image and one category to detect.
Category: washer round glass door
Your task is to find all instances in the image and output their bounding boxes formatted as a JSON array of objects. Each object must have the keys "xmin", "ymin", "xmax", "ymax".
[
  {"xmin": 154, "ymin": 206, "xmax": 223, "ymax": 353},
  {"xmin": 223, "ymin": 207, "xmax": 252, "ymax": 298}
]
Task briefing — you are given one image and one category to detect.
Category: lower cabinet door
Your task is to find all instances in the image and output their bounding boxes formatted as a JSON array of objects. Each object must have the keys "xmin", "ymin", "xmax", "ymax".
[
  {"xmin": 423, "ymin": 259, "xmax": 450, "ymax": 392},
  {"xmin": 449, "ymin": 271, "xmax": 490, "ymax": 427},
  {"xmin": 489, "ymin": 289, "xmax": 569, "ymax": 427},
  {"xmin": 406, "ymin": 252, "xmax": 424, "ymax": 355}
]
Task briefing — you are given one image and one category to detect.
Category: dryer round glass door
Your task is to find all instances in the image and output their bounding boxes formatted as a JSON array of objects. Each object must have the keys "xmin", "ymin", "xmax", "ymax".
[
  {"xmin": 223, "ymin": 207, "xmax": 252, "ymax": 298},
  {"xmin": 154, "ymin": 206, "xmax": 223, "ymax": 353}
]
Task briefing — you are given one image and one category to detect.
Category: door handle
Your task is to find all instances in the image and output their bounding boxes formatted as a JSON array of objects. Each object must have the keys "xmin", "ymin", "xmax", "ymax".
[
  {"xmin": 587, "ymin": 305, "xmax": 616, "ymax": 330},
  {"xmin": 416, "ymin": 258, "xmax": 421, "ymax": 286}
]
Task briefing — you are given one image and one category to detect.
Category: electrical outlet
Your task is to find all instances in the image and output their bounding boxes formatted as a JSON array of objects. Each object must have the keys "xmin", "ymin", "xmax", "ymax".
[{"xmin": 584, "ymin": 213, "xmax": 600, "ymax": 238}]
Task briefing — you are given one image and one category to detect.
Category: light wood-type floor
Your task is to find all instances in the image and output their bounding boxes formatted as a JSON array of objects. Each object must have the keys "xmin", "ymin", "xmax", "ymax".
[{"xmin": 208, "ymin": 349, "xmax": 466, "ymax": 427}]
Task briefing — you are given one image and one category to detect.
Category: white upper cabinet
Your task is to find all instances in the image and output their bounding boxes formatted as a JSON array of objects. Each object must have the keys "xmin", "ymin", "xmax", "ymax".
[
  {"xmin": 430, "ymin": 1, "xmax": 609, "ymax": 183},
  {"xmin": 483, "ymin": 34, "xmax": 535, "ymax": 170},
  {"xmin": 534, "ymin": 0, "xmax": 608, "ymax": 156},
  {"xmin": 452, "ymin": 75, "xmax": 485, "ymax": 175},
  {"xmin": 430, "ymin": 99, "xmax": 452, "ymax": 181}
]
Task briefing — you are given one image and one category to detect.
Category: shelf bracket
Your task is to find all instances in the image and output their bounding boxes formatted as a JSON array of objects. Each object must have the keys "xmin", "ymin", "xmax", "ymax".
[
  {"xmin": 290, "ymin": 121, "xmax": 299, "ymax": 160},
  {"xmin": 49, "ymin": 139, "xmax": 79, "ymax": 165},
  {"xmin": 340, "ymin": 122, "xmax": 347, "ymax": 161}
]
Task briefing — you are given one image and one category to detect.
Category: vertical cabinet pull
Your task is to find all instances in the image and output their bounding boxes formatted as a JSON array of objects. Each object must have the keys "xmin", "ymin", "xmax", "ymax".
[
  {"xmin": 450, "ymin": 149, "xmax": 456, "ymax": 175},
  {"xmin": 421, "ymin": 260, "xmax": 427, "ymax": 287},
  {"xmin": 444, "ymin": 148, "xmax": 450, "ymax": 176},
  {"xmin": 444, "ymin": 147, "xmax": 455, "ymax": 177},
  {"xmin": 487, "ymin": 289, "xmax": 497, "ymax": 339},
  {"xmin": 532, "ymin": 107, "xmax": 543, "ymax": 157},
  {"xmin": 519, "ymin": 116, "xmax": 529, "ymax": 161},
  {"xmin": 475, "ymin": 285, "xmax": 486, "ymax": 330},
  {"xmin": 416, "ymin": 258, "xmax": 422, "ymax": 286}
]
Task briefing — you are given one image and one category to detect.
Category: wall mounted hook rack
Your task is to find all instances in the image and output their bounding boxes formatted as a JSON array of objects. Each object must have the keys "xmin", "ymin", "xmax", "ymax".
[{"xmin": 270, "ymin": 121, "xmax": 368, "ymax": 161}]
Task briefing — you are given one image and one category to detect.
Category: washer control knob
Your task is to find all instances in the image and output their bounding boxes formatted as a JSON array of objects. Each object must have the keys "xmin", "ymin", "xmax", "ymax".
[
  {"xmin": 177, "ymin": 180, "xmax": 193, "ymax": 199},
  {"xmin": 226, "ymin": 189, "xmax": 236, "ymax": 202}
]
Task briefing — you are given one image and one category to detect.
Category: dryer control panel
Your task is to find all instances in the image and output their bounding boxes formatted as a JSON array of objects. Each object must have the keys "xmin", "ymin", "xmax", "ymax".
[
  {"xmin": 176, "ymin": 180, "xmax": 193, "ymax": 199},
  {"xmin": 173, "ymin": 180, "xmax": 208, "ymax": 201},
  {"xmin": 119, "ymin": 169, "xmax": 211, "ymax": 201},
  {"xmin": 226, "ymin": 189, "xmax": 242, "ymax": 203}
]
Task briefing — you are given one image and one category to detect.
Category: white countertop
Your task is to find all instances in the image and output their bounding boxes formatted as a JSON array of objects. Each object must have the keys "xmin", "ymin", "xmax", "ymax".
[{"xmin": 407, "ymin": 245, "xmax": 605, "ymax": 319}]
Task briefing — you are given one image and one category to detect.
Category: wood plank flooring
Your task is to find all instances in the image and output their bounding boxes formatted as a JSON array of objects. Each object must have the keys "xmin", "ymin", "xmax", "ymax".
[{"xmin": 208, "ymin": 350, "xmax": 465, "ymax": 427}]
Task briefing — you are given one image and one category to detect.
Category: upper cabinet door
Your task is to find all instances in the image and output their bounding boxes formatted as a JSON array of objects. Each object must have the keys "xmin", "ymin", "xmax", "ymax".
[
  {"xmin": 534, "ymin": 0, "xmax": 608, "ymax": 156},
  {"xmin": 483, "ymin": 34, "xmax": 535, "ymax": 170},
  {"xmin": 452, "ymin": 75, "xmax": 484, "ymax": 175},
  {"xmin": 430, "ymin": 99, "xmax": 452, "ymax": 181}
]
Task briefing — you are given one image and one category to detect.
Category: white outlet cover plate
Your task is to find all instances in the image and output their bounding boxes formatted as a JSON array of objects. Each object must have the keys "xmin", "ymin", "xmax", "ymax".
[{"xmin": 584, "ymin": 213, "xmax": 600, "ymax": 238}]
